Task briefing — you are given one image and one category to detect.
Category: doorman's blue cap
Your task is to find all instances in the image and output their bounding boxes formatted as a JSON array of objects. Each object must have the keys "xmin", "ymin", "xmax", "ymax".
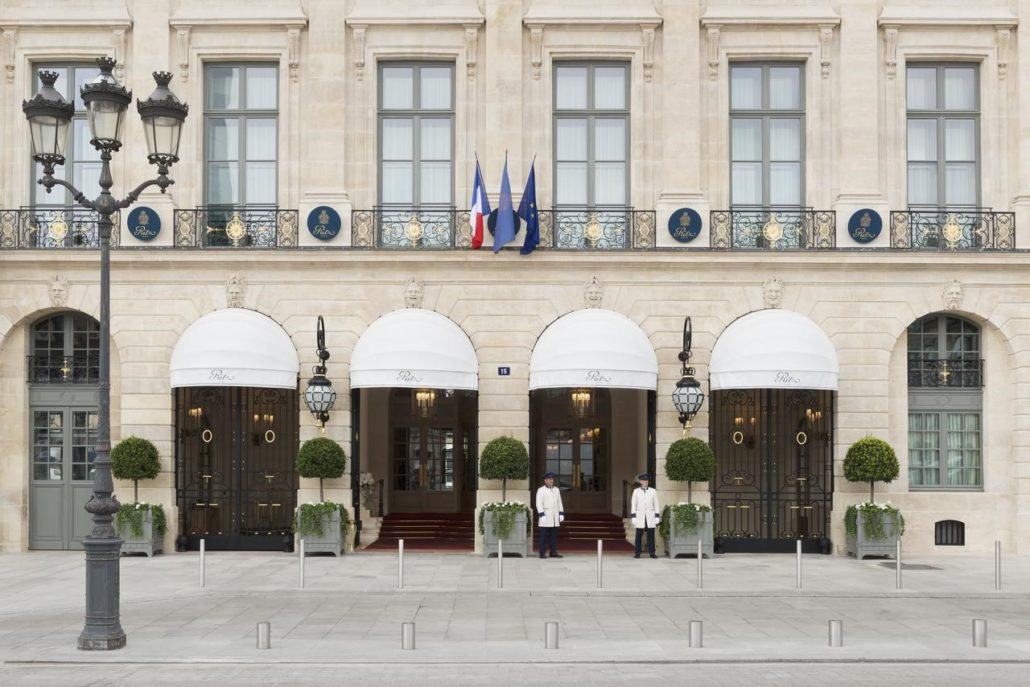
[
  {"xmin": 638, "ymin": 473, "xmax": 652, "ymax": 480},
  {"xmin": 543, "ymin": 472, "xmax": 557, "ymax": 479}
]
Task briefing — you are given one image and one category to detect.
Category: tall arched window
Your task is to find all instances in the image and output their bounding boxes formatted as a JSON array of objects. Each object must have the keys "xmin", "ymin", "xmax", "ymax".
[
  {"xmin": 907, "ymin": 314, "xmax": 983, "ymax": 488},
  {"xmin": 29, "ymin": 313, "xmax": 100, "ymax": 383}
]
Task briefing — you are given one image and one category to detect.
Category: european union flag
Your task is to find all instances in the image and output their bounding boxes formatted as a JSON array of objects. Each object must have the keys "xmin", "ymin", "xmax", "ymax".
[
  {"xmin": 518, "ymin": 159, "xmax": 539, "ymax": 255},
  {"xmin": 493, "ymin": 154, "xmax": 516, "ymax": 253}
]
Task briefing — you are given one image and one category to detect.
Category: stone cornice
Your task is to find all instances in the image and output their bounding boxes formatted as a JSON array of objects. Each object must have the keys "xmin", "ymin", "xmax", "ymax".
[
  {"xmin": 877, "ymin": 7, "xmax": 1017, "ymax": 28},
  {"xmin": 701, "ymin": 5, "xmax": 839, "ymax": 28}
]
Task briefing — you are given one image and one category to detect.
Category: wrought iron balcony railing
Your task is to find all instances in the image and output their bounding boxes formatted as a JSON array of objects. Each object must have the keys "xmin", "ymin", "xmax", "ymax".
[
  {"xmin": 540, "ymin": 207, "xmax": 656, "ymax": 249},
  {"xmin": 907, "ymin": 356, "xmax": 984, "ymax": 388},
  {"xmin": 28, "ymin": 351, "xmax": 100, "ymax": 384},
  {"xmin": 351, "ymin": 207, "xmax": 472, "ymax": 248},
  {"xmin": 173, "ymin": 206, "xmax": 300, "ymax": 248},
  {"xmin": 0, "ymin": 208, "xmax": 120, "ymax": 249},
  {"xmin": 710, "ymin": 208, "xmax": 835, "ymax": 249},
  {"xmin": 890, "ymin": 209, "xmax": 1015, "ymax": 250}
]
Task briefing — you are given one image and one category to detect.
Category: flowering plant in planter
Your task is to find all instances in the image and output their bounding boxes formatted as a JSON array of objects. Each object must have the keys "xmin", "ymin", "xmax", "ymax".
[
  {"xmin": 294, "ymin": 500, "xmax": 352, "ymax": 538},
  {"xmin": 115, "ymin": 502, "xmax": 167, "ymax": 538},
  {"xmin": 478, "ymin": 501, "xmax": 532, "ymax": 539},
  {"xmin": 845, "ymin": 502, "xmax": 905, "ymax": 540},
  {"xmin": 658, "ymin": 503, "xmax": 711, "ymax": 541}
]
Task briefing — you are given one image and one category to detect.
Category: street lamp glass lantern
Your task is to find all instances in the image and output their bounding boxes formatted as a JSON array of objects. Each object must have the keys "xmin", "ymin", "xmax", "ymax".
[
  {"xmin": 22, "ymin": 70, "xmax": 74, "ymax": 162},
  {"xmin": 304, "ymin": 373, "xmax": 337, "ymax": 418},
  {"xmin": 80, "ymin": 57, "xmax": 131, "ymax": 150},
  {"xmin": 137, "ymin": 71, "xmax": 189, "ymax": 166},
  {"xmin": 672, "ymin": 376, "xmax": 705, "ymax": 425}
]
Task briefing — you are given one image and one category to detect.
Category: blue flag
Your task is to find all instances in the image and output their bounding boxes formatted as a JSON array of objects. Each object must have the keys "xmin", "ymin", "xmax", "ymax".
[
  {"xmin": 518, "ymin": 159, "xmax": 539, "ymax": 255},
  {"xmin": 493, "ymin": 155, "xmax": 516, "ymax": 253}
]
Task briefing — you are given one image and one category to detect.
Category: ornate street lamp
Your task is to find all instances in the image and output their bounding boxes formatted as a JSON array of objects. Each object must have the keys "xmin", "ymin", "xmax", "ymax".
[
  {"xmin": 304, "ymin": 315, "xmax": 337, "ymax": 433},
  {"xmin": 23, "ymin": 56, "xmax": 188, "ymax": 651},
  {"xmin": 671, "ymin": 317, "xmax": 705, "ymax": 435}
]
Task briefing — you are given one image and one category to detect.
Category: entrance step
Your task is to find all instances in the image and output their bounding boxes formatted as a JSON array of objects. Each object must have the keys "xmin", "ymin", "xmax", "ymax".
[
  {"xmin": 533, "ymin": 513, "xmax": 634, "ymax": 553},
  {"xmin": 364, "ymin": 512, "xmax": 474, "ymax": 552}
]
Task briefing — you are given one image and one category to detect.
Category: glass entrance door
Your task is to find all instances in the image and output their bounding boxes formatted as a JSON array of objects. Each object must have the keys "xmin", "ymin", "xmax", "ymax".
[
  {"xmin": 390, "ymin": 426, "xmax": 460, "ymax": 511},
  {"xmin": 543, "ymin": 427, "xmax": 608, "ymax": 512}
]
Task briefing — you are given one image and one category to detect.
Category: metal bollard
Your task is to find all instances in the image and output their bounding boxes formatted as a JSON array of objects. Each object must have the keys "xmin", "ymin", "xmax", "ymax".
[
  {"xmin": 688, "ymin": 620, "xmax": 703, "ymax": 648},
  {"xmin": 972, "ymin": 619, "xmax": 987, "ymax": 648},
  {"xmin": 795, "ymin": 539, "xmax": 802, "ymax": 589},
  {"xmin": 994, "ymin": 540, "xmax": 1001, "ymax": 591},
  {"xmin": 828, "ymin": 619, "xmax": 843, "ymax": 647},
  {"xmin": 401, "ymin": 622, "xmax": 415, "ymax": 650},
  {"xmin": 544, "ymin": 621, "xmax": 559, "ymax": 649},
  {"xmin": 397, "ymin": 539, "xmax": 404, "ymax": 590},
  {"xmin": 256, "ymin": 621, "xmax": 271, "ymax": 650},
  {"xmin": 497, "ymin": 538, "xmax": 503, "ymax": 589},
  {"xmin": 199, "ymin": 538, "xmax": 206, "ymax": 588},
  {"xmin": 299, "ymin": 539, "xmax": 306, "ymax": 589},
  {"xmin": 896, "ymin": 540, "xmax": 902, "ymax": 590},
  {"xmin": 596, "ymin": 539, "xmax": 603, "ymax": 589},
  {"xmin": 696, "ymin": 539, "xmax": 703, "ymax": 589}
]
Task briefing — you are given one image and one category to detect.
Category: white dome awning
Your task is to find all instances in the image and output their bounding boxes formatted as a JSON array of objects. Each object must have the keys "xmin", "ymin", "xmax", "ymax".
[
  {"xmin": 351, "ymin": 309, "xmax": 478, "ymax": 390},
  {"xmin": 710, "ymin": 309, "xmax": 839, "ymax": 391},
  {"xmin": 170, "ymin": 309, "xmax": 299, "ymax": 389},
  {"xmin": 530, "ymin": 309, "xmax": 658, "ymax": 390}
]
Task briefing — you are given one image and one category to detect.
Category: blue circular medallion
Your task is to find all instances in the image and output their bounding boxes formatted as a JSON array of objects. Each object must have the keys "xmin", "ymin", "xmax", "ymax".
[
  {"xmin": 847, "ymin": 209, "xmax": 882, "ymax": 244},
  {"xmin": 127, "ymin": 206, "xmax": 160, "ymax": 241},
  {"xmin": 307, "ymin": 206, "xmax": 342, "ymax": 241},
  {"xmin": 668, "ymin": 208, "xmax": 702, "ymax": 243}
]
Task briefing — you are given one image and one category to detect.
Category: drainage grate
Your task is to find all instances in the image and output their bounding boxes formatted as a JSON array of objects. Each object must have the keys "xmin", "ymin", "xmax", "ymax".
[
  {"xmin": 877, "ymin": 562, "xmax": 942, "ymax": 571},
  {"xmin": 935, "ymin": 520, "xmax": 966, "ymax": 546}
]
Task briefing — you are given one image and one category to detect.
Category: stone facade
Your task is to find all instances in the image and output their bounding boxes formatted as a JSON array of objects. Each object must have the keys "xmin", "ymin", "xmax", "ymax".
[{"xmin": 1, "ymin": 0, "xmax": 1029, "ymax": 554}]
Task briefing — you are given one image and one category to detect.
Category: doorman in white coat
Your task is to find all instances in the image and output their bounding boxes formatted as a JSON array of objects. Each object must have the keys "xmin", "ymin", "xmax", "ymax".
[
  {"xmin": 536, "ymin": 472, "xmax": 565, "ymax": 558},
  {"xmin": 631, "ymin": 473, "xmax": 660, "ymax": 558}
]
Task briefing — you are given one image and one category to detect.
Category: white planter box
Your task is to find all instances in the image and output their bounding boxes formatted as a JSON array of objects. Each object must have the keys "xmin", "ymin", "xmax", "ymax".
[
  {"xmin": 483, "ymin": 511, "xmax": 530, "ymax": 557},
  {"xmin": 299, "ymin": 510, "xmax": 346, "ymax": 556},
  {"xmin": 665, "ymin": 510, "xmax": 714, "ymax": 559},
  {"xmin": 118, "ymin": 510, "xmax": 163, "ymax": 557},
  {"xmin": 846, "ymin": 511, "xmax": 901, "ymax": 560}
]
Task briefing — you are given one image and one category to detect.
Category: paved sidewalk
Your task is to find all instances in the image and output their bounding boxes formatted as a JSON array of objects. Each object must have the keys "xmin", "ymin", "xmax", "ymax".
[{"xmin": 2, "ymin": 550, "xmax": 1030, "ymax": 685}]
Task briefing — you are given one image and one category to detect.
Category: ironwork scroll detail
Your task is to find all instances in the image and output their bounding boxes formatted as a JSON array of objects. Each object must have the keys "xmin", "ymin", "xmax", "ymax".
[
  {"xmin": 710, "ymin": 208, "xmax": 835, "ymax": 250},
  {"xmin": 0, "ymin": 208, "xmax": 120, "ymax": 249},
  {"xmin": 172, "ymin": 207, "xmax": 300, "ymax": 248},
  {"xmin": 890, "ymin": 209, "xmax": 1015, "ymax": 251}
]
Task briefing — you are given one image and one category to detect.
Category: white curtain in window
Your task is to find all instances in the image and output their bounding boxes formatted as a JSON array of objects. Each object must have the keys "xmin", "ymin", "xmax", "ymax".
[
  {"xmin": 907, "ymin": 119, "xmax": 937, "ymax": 161},
  {"xmin": 245, "ymin": 68, "xmax": 278, "ymax": 109},
  {"xmin": 420, "ymin": 68, "xmax": 452, "ymax": 109},
  {"xmin": 945, "ymin": 165, "xmax": 977, "ymax": 205},
  {"xmin": 768, "ymin": 67, "xmax": 801, "ymax": 109},
  {"xmin": 944, "ymin": 68, "xmax": 975, "ymax": 110},
  {"xmin": 246, "ymin": 119, "xmax": 277, "ymax": 161},
  {"xmin": 594, "ymin": 163, "xmax": 626, "ymax": 205},
  {"xmin": 74, "ymin": 164, "xmax": 102, "ymax": 199},
  {"xmin": 382, "ymin": 119, "xmax": 413, "ymax": 160},
  {"xmin": 206, "ymin": 118, "xmax": 239, "ymax": 160},
  {"xmin": 768, "ymin": 163, "xmax": 801, "ymax": 205},
  {"xmin": 206, "ymin": 66, "xmax": 240, "ymax": 110},
  {"xmin": 381, "ymin": 162, "xmax": 413, "ymax": 204},
  {"xmin": 907, "ymin": 165, "xmax": 938, "ymax": 206},
  {"xmin": 769, "ymin": 119, "xmax": 800, "ymax": 161},
  {"xmin": 730, "ymin": 67, "xmax": 761, "ymax": 109},
  {"xmin": 731, "ymin": 119, "xmax": 761, "ymax": 161},
  {"xmin": 420, "ymin": 119, "xmax": 451, "ymax": 161},
  {"xmin": 381, "ymin": 68, "xmax": 414, "ymax": 109},
  {"xmin": 946, "ymin": 412, "xmax": 980, "ymax": 486},
  {"xmin": 594, "ymin": 119, "xmax": 625, "ymax": 161},
  {"xmin": 556, "ymin": 119, "xmax": 587, "ymax": 160},
  {"xmin": 419, "ymin": 162, "xmax": 451, "ymax": 204},
  {"xmin": 208, "ymin": 162, "xmax": 239, "ymax": 205},
  {"xmin": 731, "ymin": 163, "xmax": 761, "ymax": 205},
  {"xmin": 593, "ymin": 67, "xmax": 626, "ymax": 109},
  {"xmin": 906, "ymin": 67, "xmax": 937, "ymax": 110},
  {"xmin": 245, "ymin": 162, "xmax": 276, "ymax": 204},
  {"xmin": 556, "ymin": 67, "xmax": 588, "ymax": 109},
  {"xmin": 945, "ymin": 119, "xmax": 975, "ymax": 161},
  {"xmin": 556, "ymin": 164, "xmax": 587, "ymax": 205}
]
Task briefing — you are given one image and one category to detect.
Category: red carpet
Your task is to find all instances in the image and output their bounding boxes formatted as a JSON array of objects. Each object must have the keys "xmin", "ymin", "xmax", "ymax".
[{"xmin": 533, "ymin": 513, "xmax": 634, "ymax": 554}]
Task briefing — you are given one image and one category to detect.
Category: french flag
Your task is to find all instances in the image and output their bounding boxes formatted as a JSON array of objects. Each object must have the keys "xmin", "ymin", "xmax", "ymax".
[{"xmin": 470, "ymin": 158, "xmax": 491, "ymax": 249}]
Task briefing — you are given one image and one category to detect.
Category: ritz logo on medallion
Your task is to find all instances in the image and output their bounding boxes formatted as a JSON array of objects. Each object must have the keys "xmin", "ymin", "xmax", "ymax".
[
  {"xmin": 667, "ymin": 208, "xmax": 702, "ymax": 243},
  {"xmin": 847, "ymin": 209, "xmax": 882, "ymax": 244},
  {"xmin": 307, "ymin": 206, "xmax": 342, "ymax": 241},
  {"xmin": 127, "ymin": 206, "xmax": 160, "ymax": 241}
]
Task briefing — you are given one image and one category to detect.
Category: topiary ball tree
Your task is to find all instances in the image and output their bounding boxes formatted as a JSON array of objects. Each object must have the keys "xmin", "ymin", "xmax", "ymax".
[
  {"xmin": 664, "ymin": 437, "xmax": 715, "ymax": 503},
  {"xmin": 111, "ymin": 436, "xmax": 161, "ymax": 503},
  {"xmin": 297, "ymin": 437, "xmax": 347, "ymax": 502},
  {"xmin": 843, "ymin": 436, "xmax": 899, "ymax": 502},
  {"xmin": 479, "ymin": 435, "xmax": 529, "ymax": 502}
]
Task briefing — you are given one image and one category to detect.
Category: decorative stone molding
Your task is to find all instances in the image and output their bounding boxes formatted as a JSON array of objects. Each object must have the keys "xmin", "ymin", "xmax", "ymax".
[
  {"xmin": 177, "ymin": 26, "xmax": 191, "ymax": 81},
  {"xmin": 352, "ymin": 24, "xmax": 367, "ymax": 81},
  {"xmin": 1, "ymin": 28, "xmax": 15, "ymax": 83},
  {"xmin": 49, "ymin": 275, "xmax": 68, "ymax": 308},
  {"xmin": 706, "ymin": 25, "xmax": 721, "ymax": 80},
  {"xmin": 112, "ymin": 28, "xmax": 126, "ymax": 81},
  {"xmin": 464, "ymin": 24, "xmax": 478, "ymax": 81},
  {"xmin": 287, "ymin": 27, "xmax": 301, "ymax": 82},
  {"xmin": 584, "ymin": 276, "xmax": 603, "ymax": 309},
  {"xmin": 883, "ymin": 25, "xmax": 899, "ymax": 79},
  {"xmin": 762, "ymin": 277, "xmax": 784, "ymax": 310},
  {"xmin": 642, "ymin": 24, "xmax": 656, "ymax": 83},
  {"xmin": 403, "ymin": 276, "xmax": 424, "ymax": 309},
  {"xmin": 529, "ymin": 24, "xmax": 543, "ymax": 80},
  {"xmin": 226, "ymin": 274, "xmax": 246, "ymax": 308},
  {"xmin": 818, "ymin": 24, "xmax": 833, "ymax": 79},
  {"xmin": 996, "ymin": 26, "xmax": 1010, "ymax": 80},
  {"xmin": 943, "ymin": 280, "xmax": 964, "ymax": 311}
]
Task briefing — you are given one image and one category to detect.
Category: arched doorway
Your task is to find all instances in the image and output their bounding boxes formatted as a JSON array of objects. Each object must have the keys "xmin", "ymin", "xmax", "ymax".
[
  {"xmin": 709, "ymin": 309, "xmax": 839, "ymax": 553},
  {"xmin": 28, "ymin": 312, "xmax": 100, "ymax": 549},
  {"xmin": 170, "ymin": 309, "xmax": 300, "ymax": 551}
]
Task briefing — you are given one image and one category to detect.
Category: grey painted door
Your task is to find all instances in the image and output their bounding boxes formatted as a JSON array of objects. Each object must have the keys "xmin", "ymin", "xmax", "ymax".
[{"xmin": 29, "ymin": 407, "xmax": 98, "ymax": 549}]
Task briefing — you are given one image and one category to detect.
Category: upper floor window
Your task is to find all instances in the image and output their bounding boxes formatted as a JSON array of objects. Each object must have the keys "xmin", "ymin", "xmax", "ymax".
[
  {"xmin": 378, "ymin": 63, "xmax": 455, "ymax": 207},
  {"xmin": 31, "ymin": 64, "xmax": 101, "ymax": 208},
  {"xmin": 29, "ymin": 313, "xmax": 100, "ymax": 384},
  {"xmin": 553, "ymin": 63, "xmax": 629, "ymax": 207},
  {"xmin": 204, "ymin": 64, "xmax": 278, "ymax": 206},
  {"xmin": 730, "ymin": 64, "xmax": 804, "ymax": 208},
  {"xmin": 906, "ymin": 64, "xmax": 979, "ymax": 208}
]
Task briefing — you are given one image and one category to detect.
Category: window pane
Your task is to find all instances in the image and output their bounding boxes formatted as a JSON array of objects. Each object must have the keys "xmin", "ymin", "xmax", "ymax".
[
  {"xmin": 207, "ymin": 66, "xmax": 240, "ymax": 110},
  {"xmin": 594, "ymin": 67, "xmax": 626, "ymax": 109},
  {"xmin": 419, "ymin": 162, "xmax": 451, "ymax": 204},
  {"xmin": 381, "ymin": 119, "xmax": 413, "ymax": 160},
  {"xmin": 207, "ymin": 162, "xmax": 239, "ymax": 204},
  {"xmin": 732, "ymin": 162, "xmax": 762, "ymax": 205},
  {"xmin": 35, "ymin": 162, "xmax": 65, "ymax": 205},
  {"xmin": 731, "ymin": 67, "xmax": 762, "ymax": 109},
  {"xmin": 419, "ymin": 67, "xmax": 452, "ymax": 109},
  {"xmin": 556, "ymin": 119, "xmax": 587, "ymax": 161},
  {"xmin": 245, "ymin": 162, "xmax": 276, "ymax": 203},
  {"xmin": 420, "ymin": 119, "xmax": 451, "ymax": 160},
  {"xmin": 908, "ymin": 412, "xmax": 940, "ymax": 486},
  {"xmin": 769, "ymin": 163, "xmax": 801, "ymax": 205},
  {"xmin": 73, "ymin": 67, "xmax": 100, "ymax": 112},
  {"xmin": 945, "ymin": 164, "xmax": 977, "ymax": 205},
  {"xmin": 245, "ymin": 67, "xmax": 278, "ymax": 109},
  {"xmin": 769, "ymin": 119, "xmax": 800, "ymax": 161},
  {"xmin": 556, "ymin": 67, "xmax": 588, "ymax": 109},
  {"xmin": 246, "ymin": 119, "xmax": 276, "ymax": 160},
  {"xmin": 207, "ymin": 118, "xmax": 239, "ymax": 160},
  {"xmin": 594, "ymin": 163, "xmax": 626, "ymax": 205},
  {"xmin": 555, "ymin": 163, "xmax": 587, "ymax": 205},
  {"xmin": 74, "ymin": 163, "xmax": 102, "ymax": 199},
  {"xmin": 907, "ymin": 119, "xmax": 937, "ymax": 161},
  {"xmin": 72, "ymin": 119, "xmax": 98, "ymax": 161},
  {"xmin": 907, "ymin": 164, "xmax": 938, "ymax": 206},
  {"xmin": 731, "ymin": 119, "xmax": 761, "ymax": 161},
  {"xmin": 381, "ymin": 67, "xmax": 414, "ymax": 109},
  {"xmin": 944, "ymin": 67, "xmax": 975, "ymax": 110},
  {"xmin": 768, "ymin": 67, "xmax": 801, "ymax": 109},
  {"xmin": 945, "ymin": 119, "xmax": 975, "ymax": 162},
  {"xmin": 907, "ymin": 67, "xmax": 937, "ymax": 110},
  {"xmin": 594, "ymin": 119, "xmax": 625, "ymax": 161},
  {"xmin": 381, "ymin": 162, "xmax": 413, "ymax": 203}
]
